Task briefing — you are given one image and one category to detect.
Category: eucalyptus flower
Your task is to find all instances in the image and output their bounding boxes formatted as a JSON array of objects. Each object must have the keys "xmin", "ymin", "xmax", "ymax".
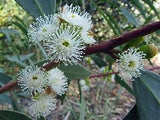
[
  {"xmin": 44, "ymin": 24, "xmax": 84, "ymax": 65},
  {"xmin": 60, "ymin": 4, "xmax": 93, "ymax": 31},
  {"xmin": 116, "ymin": 48, "xmax": 145, "ymax": 81},
  {"xmin": 18, "ymin": 65, "xmax": 48, "ymax": 94},
  {"xmin": 48, "ymin": 68, "xmax": 68, "ymax": 95},
  {"xmin": 29, "ymin": 94, "xmax": 56, "ymax": 117},
  {"xmin": 28, "ymin": 14, "xmax": 59, "ymax": 43}
]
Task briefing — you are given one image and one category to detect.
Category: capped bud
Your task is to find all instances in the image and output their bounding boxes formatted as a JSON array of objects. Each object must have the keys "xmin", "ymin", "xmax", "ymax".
[{"xmin": 139, "ymin": 44, "xmax": 159, "ymax": 58}]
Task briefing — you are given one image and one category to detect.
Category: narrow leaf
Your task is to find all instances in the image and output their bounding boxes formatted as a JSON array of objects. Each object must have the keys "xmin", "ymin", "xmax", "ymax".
[
  {"xmin": 0, "ymin": 73, "xmax": 12, "ymax": 86},
  {"xmin": 121, "ymin": 7, "xmax": 140, "ymax": 26},
  {"xmin": 132, "ymin": 70, "xmax": 160, "ymax": 120},
  {"xmin": 58, "ymin": 64, "xmax": 91, "ymax": 80},
  {"xmin": 115, "ymin": 75, "xmax": 134, "ymax": 95},
  {"xmin": 15, "ymin": 0, "xmax": 57, "ymax": 18},
  {"xmin": 0, "ymin": 110, "xmax": 32, "ymax": 120}
]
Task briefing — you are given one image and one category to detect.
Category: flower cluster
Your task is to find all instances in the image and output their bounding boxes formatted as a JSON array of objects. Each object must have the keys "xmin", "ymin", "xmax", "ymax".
[
  {"xmin": 116, "ymin": 48, "xmax": 146, "ymax": 81},
  {"xmin": 18, "ymin": 65, "xmax": 68, "ymax": 117},
  {"xmin": 18, "ymin": 4, "xmax": 96, "ymax": 118},
  {"xmin": 28, "ymin": 4, "xmax": 96, "ymax": 65}
]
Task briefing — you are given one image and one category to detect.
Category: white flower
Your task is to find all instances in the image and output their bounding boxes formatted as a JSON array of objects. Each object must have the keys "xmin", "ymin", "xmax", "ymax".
[
  {"xmin": 48, "ymin": 68, "xmax": 68, "ymax": 95},
  {"xmin": 44, "ymin": 24, "xmax": 85, "ymax": 65},
  {"xmin": 28, "ymin": 14, "xmax": 59, "ymax": 43},
  {"xmin": 81, "ymin": 31, "xmax": 96, "ymax": 44},
  {"xmin": 116, "ymin": 48, "xmax": 145, "ymax": 81},
  {"xmin": 29, "ymin": 94, "xmax": 56, "ymax": 117},
  {"xmin": 60, "ymin": 4, "xmax": 93, "ymax": 31},
  {"xmin": 18, "ymin": 65, "xmax": 48, "ymax": 94}
]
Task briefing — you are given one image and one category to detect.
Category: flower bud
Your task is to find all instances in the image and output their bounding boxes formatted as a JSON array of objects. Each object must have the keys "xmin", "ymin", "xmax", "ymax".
[{"xmin": 139, "ymin": 44, "xmax": 159, "ymax": 58}]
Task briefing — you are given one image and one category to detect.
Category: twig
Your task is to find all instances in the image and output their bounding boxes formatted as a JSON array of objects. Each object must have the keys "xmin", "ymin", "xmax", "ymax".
[
  {"xmin": 41, "ymin": 21, "xmax": 160, "ymax": 68},
  {"xmin": 0, "ymin": 81, "xmax": 18, "ymax": 94},
  {"xmin": 0, "ymin": 20, "xmax": 160, "ymax": 94},
  {"xmin": 42, "ymin": 61, "xmax": 58, "ymax": 71},
  {"xmin": 89, "ymin": 72, "xmax": 118, "ymax": 78},
  {"xmin": 147, "ymin": 66, "xmax": 160, "ymax": 71},
  {"xmin": 89, "ymin": 66, "xmax": 160, "ymax": 78},
  {"xmin": 85, "ymin": 21, "xmax": 160, "ymax": 55},
  {"xmin": 0, "ymin": 61, "xmax": 58, "ymax": 94}
]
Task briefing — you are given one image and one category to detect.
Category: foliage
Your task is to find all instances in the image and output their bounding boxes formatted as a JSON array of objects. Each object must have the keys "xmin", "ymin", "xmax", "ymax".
[{"xmin": 0, "ymin": 0, "xmax": 160, "ymax": 120}]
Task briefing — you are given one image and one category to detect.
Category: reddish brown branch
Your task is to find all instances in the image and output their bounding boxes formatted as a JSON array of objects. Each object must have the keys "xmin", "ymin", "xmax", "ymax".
[
  {"xmin": 42, "ymin": 61, "xmax": 58, "ymax": 71},
  {"xmin": 0, "ymin": 62, "xmax": 58, "ymax": 94},
  {"xmin": 0, "ymin": 21, "xmax": 160, "ymax": 94},
  {"xmin": 89, "ymin": 71, "xmax": 118, "ymax": 78},
  {"xmin": 89, "ymin": 66, "xmax": 160, "ymax": 78},
  {"xmin": 0, "ymin": 81, "xmax": 18, "ymax": 94},
  {"xmin": 85, "ymin": 21, "xmax": 160, "ymax": 55},
  {"xmin": 147, "ymin": 66, "xmax": 160, "ymax": 71},
  {"xmin": 0, "ymin": 66, "xmax": 160, "ymax": 94}
]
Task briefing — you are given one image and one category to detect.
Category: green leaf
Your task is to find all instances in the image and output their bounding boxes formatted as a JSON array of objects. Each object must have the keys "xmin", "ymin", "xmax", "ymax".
[
  {"xmin": 10, "ymin": 92, "xmax": 21, "ymax": 111},
  {"xmin": 0, "ymin": 110, "xmax": 32, "ymax": 120},
  {"xmin": 92, "ymin": 56, "xmax": 107, "ymax": 67},
  {"xmin": 0, "ymin": 73, "xmax": 12, "ymax": 86},
  {"xmin": 37, "ymin": 116, "xmax": 46, "ymax": 120},
  {"xmin": 130, "ymin": 0, "xmax": 146, "ymax": 18},
  {"xmin": 15, "ymin": 0, "xmax": 57, "ymax": 18},
  {"xmin": 123, "ymin": 37, "xmax": 144, "ymax": 50},
  {"xmin": 79, "ymin": 96, "xmax": 86, "ymax": 120},
  {"xmin": 123, "ymin": 104, "xmax": 139, "ymax": 120},
  {"xmin": 6, "ymin": 53, "xmax": 34, "ymax": 67},
  {"xmin": 142, "ymin": 0, "xmax": 160, "ymax": 19},
  {"xmin": 132, "ymin": 70, "xmax": 160, "ymax": 120},
  {"xmin": 58, "ymin": 64, "xmax": 91, "ymax": 80},
  {"xmin": 91, "ymin": 0, "xmax": 120, "ymax": 35},
  {"xmin": 0, "ymin": 68, "xmax": 4, "ymax": 73},
  {"xmin": 11, "ymin": 21, "xmax": 28, "ymax": 35},
  {"xmin": 0, "ymin": 93, "xmax": 13, "ymax": 105},
  {"xmin": 115, "ymin": 75, "xmax": 134, "ymax": 95},
  {"xmin": 121, "ymin": 7, "xmax": 140, "ymax": 26},
  {"xmin": 0, "ymin": 28, "xmax": 19, "ymax": 42}
]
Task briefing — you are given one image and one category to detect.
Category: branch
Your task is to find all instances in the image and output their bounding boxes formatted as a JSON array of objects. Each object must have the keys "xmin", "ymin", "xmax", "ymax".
[
  {"xmin": 0, "ymin": 62, "xmax": 58, "ymax": 94},
  {"xmin": 147, "ymin": 66, "xmax": 160, "ymax": 71},
  {"xmin": 89, "ymin": 71, "xmax": 118, "ymax": 78},
  {"xmin": 0, "ymin": 81, "xmax": 18, "ymax": 94},
  {"xmin": 89, "ymin": 66, "xmax": 160, "ymax": 78},
  {"xmin": 0, "ymin": 66, "xmax": 160, "ymax": 94},
  {"xmin": 85, "ymin": 21, "xmax": 160, "ymax": 55},
  {"xmin": 0, "ymin": 21, "xmax": 160, "ymax": 94}
]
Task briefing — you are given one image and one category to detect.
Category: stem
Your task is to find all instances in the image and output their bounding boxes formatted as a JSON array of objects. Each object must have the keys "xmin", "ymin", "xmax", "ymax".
[
  {"xmin": 89, "ymin": 71, "xmax": 118, "ymax": 78},
  {"xmin": 42, "ymin": 61, "xmax": 58, "ymax": 71},
  {"xmin": 85, "ymin": 21, "xmax": 160, "ymax": 55},
  {"xmin": 0, "ymin": 81, "xmax": 18, "ymax": 94},
  {"xmin": 78, "ymin": 80, "xmax": 82, "ymax": 102},
  {"xmin": 147, "ymin": 66, "xmax": 160, "ymax": 71},
  {"xmin": 0, "ymin": 66, "xmax": 160, "ymax": 94},
  {"xmin": 0, "ymin": 20, "xmax": 160, "ymax": 94}
]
